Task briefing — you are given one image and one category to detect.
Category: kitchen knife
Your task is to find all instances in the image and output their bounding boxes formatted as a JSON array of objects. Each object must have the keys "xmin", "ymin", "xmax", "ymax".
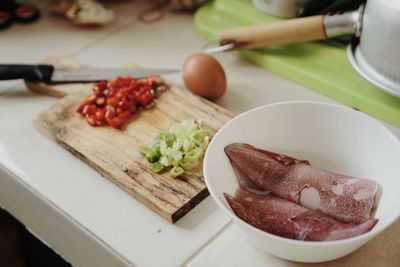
[{"xmin": 0, "ymin": 64, "xmax": 179, "ymax": 83}]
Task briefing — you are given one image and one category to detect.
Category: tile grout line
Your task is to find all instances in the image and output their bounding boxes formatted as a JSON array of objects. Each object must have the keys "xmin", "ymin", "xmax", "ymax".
[
  {"xmin": 1, "ymin": 19, "xmax": 136, "ymax": 94},
  {"xmin": 70, "ymin": 19, "xmax": 137, "ymax": 58},
  {"xmin": 180, "ymin": 220, "xmax": 233, "ymax": 267}
]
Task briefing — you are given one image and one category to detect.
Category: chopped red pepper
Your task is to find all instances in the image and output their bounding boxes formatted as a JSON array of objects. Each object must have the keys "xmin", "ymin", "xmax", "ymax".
[{"xmin": 76, "ymin": 77, "xmax": 156, "ymax": 129}]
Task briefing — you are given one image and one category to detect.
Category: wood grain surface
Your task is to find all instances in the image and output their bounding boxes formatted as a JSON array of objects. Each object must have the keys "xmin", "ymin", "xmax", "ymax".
[
  {"xmin": 33, "ymin": 82, "xmax": 232, "ymax": 223},
  {"xmin": 219, "ymin": 15, "xmax": 325, "ymax": 50}
]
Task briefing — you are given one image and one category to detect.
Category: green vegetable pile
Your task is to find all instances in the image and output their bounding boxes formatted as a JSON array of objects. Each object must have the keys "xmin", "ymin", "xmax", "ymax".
[{"xmin": 138, "ymin": 118, "xmax": 210, "ymax": 178}]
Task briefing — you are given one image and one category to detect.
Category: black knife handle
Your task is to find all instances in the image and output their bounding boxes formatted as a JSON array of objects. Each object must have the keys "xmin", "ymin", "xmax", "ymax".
[{"xmin": 0, "ymin": 64, "xmax": 54, "ymax": 82}]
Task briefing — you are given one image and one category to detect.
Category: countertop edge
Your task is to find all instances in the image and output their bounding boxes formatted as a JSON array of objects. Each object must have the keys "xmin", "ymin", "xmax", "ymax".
[{"xmin": 0, "ymin": 163, "xmax": 135, "ymax": 267}]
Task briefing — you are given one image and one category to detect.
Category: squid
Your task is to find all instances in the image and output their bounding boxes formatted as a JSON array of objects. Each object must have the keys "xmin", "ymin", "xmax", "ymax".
[
  {"xmin": 224, "ymin": 188, "xmax": 378, "ymax": 241},
  {"xmin": 224, "ymin": 143, "xmax": 379, "ymax": 224}
]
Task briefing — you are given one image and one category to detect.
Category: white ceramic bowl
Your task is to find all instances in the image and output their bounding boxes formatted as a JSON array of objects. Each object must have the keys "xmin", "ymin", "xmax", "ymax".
[{"xmin": 203, "ymin": 101, "xmax": 400, "ymax": 263}]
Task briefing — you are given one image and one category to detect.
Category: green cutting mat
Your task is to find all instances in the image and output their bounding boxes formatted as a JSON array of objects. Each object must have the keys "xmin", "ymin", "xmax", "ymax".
[{"xmin": 194, "ymin": 0, "xmax": 400, "ymax": 127}]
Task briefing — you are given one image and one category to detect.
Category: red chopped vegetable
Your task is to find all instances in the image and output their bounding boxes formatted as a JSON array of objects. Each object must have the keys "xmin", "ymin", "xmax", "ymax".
[{"xmin": 76, "ymin": 77, "xmax": 156, "ymax": 129}]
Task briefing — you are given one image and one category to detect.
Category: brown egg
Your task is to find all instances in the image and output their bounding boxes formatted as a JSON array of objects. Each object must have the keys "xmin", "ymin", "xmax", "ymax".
[{"xmin": 182, "ymin": 53, "xmax": 227, "ymax": 100}]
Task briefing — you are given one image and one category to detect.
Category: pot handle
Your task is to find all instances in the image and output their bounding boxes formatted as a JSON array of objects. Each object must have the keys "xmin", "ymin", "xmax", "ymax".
[{"xmin": 218, "ymin": 10, "xmax": 361, "ymax": 51}]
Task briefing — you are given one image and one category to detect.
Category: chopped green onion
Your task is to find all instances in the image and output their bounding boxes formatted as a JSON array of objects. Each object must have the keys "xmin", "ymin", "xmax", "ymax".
[
  {"xmin": 138, "ymin": 118, "xmax": 210, "ymax": 178},
  {"xmin": 180, "ymin": 147, "xmax": 203, "ymax": 170},
  {"xmin": 159, "ymin": 155, "xmax": 171, "ymax": 167},
  {"xmin": 170, "ymin": 166, "xmax": 184, "ymax": 178},
  {"xmin": 156, "ymin": 132, "xmax": 175, "ymax": 146},
  {"xmin": 180, "ymin": 158, "xmax": 199, "ymax": 170},
  {"xmin": 152, "ymin": 140, "xmax": 161, "ymax": 151},
  {"xmin": 138, "ymin": 146, "xmax": 152, "ymax": 155},
  {"xmin": 152, "ymin": 162, "xmax": 165, "ymax": 172},
  {"xmin": 145, "ymin": 150, "xmax": 160, "ymax": 163}
]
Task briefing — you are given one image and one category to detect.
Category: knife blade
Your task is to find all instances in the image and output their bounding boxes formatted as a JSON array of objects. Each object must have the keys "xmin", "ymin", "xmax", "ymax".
[{"xmin": 0, "ymin": 64, "xmax": 179, "ymax": 83}]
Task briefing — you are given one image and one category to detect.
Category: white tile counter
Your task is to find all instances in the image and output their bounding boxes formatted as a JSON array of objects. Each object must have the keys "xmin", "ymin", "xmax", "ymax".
[{"xmin": 1, "ymin": 1, "xmax": 399, "ymax": 266}]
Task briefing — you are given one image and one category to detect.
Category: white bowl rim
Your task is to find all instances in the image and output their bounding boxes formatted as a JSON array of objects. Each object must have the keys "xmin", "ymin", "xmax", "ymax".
[{"xmin": 204, "ymin": 100, "xmax": 400, "ymax": 246}]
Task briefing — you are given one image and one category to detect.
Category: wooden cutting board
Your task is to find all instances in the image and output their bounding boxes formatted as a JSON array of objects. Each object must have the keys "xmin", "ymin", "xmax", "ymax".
[{"xmin": 32, "ymin": 78, "xmax": 232, "ymax": 223}]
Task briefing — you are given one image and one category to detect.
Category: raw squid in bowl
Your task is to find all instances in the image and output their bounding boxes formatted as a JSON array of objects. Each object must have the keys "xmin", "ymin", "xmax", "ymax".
[
  {"xmin": 224, "ymin": 188, "xmax": 378, "ymax": 241},
  {"xmin": 225, "ymin": 143, "xmax": 379, "ymax": 224}
]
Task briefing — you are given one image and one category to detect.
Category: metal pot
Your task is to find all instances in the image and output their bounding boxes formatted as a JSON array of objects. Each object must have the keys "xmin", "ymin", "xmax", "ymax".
[
  {"xmin": 347, "ymin": 0, "xmax": 400, "ymax": 97},
  {"xmin": 207, "ymin": 0, "xmax": 400, "ymax": 97}
]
